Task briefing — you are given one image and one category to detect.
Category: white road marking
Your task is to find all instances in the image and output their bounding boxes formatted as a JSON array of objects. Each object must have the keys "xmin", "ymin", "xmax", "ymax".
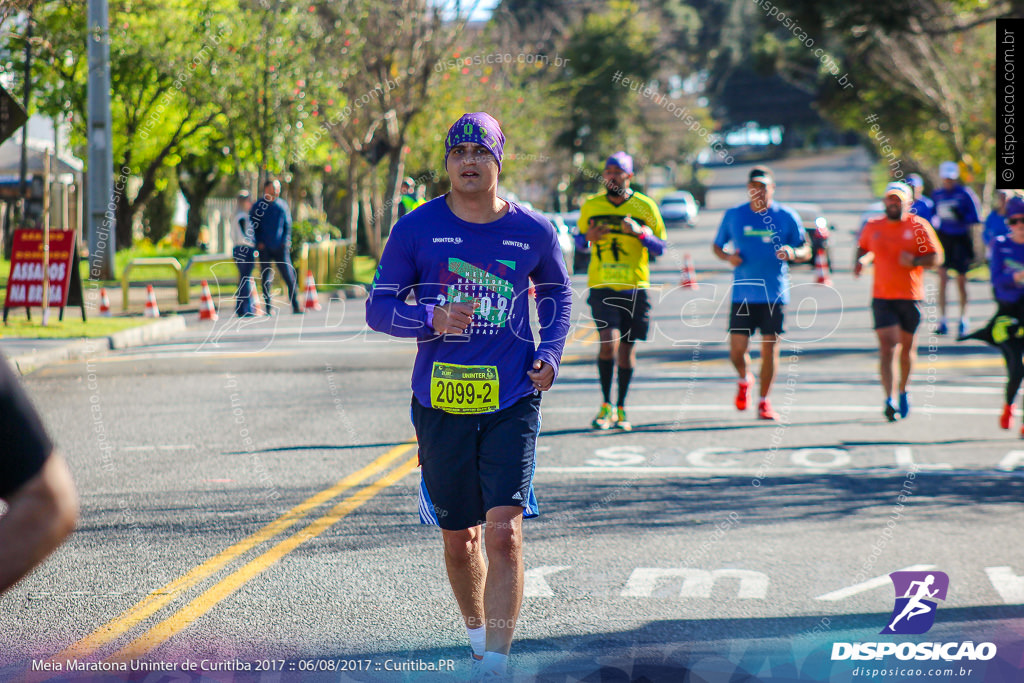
[
  {"xmin": 814, "ymin": 565, "xmax": 937, "ymax": 601},
  {"xmin": 524, "ymin": 566, "xmax": 571, "ymax": 598},
  {"xmin": 586, "ymin": 446, "xmax": 646, "ymax": 467},
  {"xmin": 621, "ymin": 568, "xmax": 769, "ymax": 599},
  {"xmin": 790, "ymin": 448, "xmax": 850, "ymax": 469},
  {"xmin": 894, "ymin": 446, "xmax": 952, "ymax": 470},
  {"xmin": 997, "ymin": 451, "xmax": 1024, "ymax": 472},
  {"xmin": 542, "ymin": 404, "xmax": 997, "ymax": 416},
  {"xmin": 985, "ymin": 566, "xmax": 1024, "ymax": 603},
  {"xmin": 686, "ymin": 447, "xmax": 741, "ymax": 468},
  {"xmin": 538, "ymin": 466, "xmax": 840, "ymax": 476}
]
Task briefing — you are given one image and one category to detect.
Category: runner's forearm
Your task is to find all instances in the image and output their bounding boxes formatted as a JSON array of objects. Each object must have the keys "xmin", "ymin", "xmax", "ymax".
[
  {"xmin": 366, "ymin": 287, "xmax": 434, "ymax": 338},
  {"xmin": 639, "ymin": 232, "xmax": 666, "ymax": 256}
]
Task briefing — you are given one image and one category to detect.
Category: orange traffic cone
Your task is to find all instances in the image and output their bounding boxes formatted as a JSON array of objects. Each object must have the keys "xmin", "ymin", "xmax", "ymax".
[
  {"xmin": 304, "ymin": 270, "xmax": 322, "ymax": 311},
  {"xmin": 144, "ymin": 284, "xmax": 160, "ymax": 318},
  {"xmin": 99, "ymin": 287, "xmax": 112, "ymax": 317},
  {"xmin": 815, "ymin": 248, "xmax": 832, "ymax": 286},
  {"xmin": 680, "ymin": 253, "xmax": 698, "ymax": 289},
  {"xmin": 199, "ymin": 280, "xmax": 218, "ymax": 321},
  {"xmin": 249, "ymin": 277, "xmax": 264, "ymax": 316}
]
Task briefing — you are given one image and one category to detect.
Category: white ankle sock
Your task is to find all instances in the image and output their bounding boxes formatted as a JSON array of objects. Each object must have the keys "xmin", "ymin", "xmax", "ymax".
[
  {"xmin": 467, "ymin": 625, "xmax": 486, "ymax": 658},
  {"xmin": 480, "ymin": 651, "xmax": 508, "ymax": 674}
]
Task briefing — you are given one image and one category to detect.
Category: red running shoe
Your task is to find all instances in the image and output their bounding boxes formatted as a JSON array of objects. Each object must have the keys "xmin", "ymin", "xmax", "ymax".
[
  {"xmin": 735, "ymin": 374, "xmax": 753, "ymax": 411},
  {"xmin": 758, "ymin": 398, "xmax": 779, "ymax": 421},
  {"xmin": 1001, "ymin": 404, "xmax": 1015, "ymax": 430}
]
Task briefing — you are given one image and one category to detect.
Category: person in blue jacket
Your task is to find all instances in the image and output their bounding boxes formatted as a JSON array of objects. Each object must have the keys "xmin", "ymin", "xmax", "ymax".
[
  {"xmin": 983, "ymin": 190, "xmax": 1014, "ymax": 253},
  {"xmin": 962, "ymin": 197, "xmax": 1024, "ymax": 433},
  {"xmin": 931, "ymin": 161, "xmax": 982, "ymax": 336},
  {"xmin": 907, "ymin": 174, "xmax": 936, "ymax": 226},
  {"xmin": 249, "ymin": 179, "xmax": 301, "ymax": 314},
  {"xmin": 366, "ymin": 112, "xmax": 572, "ymax": 680}
]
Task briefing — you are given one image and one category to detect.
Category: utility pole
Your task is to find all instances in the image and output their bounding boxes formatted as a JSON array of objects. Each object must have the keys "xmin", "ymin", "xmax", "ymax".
[
  {"xmin": 87, "ymin": 0, "xmax": 114, "ymax": 280},
  {"xmin": 17, "ymin": 11, "xmax": 30, "ymax": 227}
]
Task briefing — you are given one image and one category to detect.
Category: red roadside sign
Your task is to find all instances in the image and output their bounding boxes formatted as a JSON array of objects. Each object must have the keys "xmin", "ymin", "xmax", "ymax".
[{"xmin": 3, "ymin": 229, "xmax": 85, "ymax": 322}]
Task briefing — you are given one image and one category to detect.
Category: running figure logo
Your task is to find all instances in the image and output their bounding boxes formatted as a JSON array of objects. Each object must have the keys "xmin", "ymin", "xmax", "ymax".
[{"xmin": 881, "ymin": 570, "xmax": 949, "ymax": 635}]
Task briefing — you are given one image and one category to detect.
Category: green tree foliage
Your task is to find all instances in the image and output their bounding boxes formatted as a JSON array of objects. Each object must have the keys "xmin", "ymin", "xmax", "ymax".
[
  {"xmin": 299, "ymin": 0, "xmax": 472, "ymax": 258},
  {"xmin": 9, "ymin": 0, "xmax": 315, "ymax": 251},
  {"xmin": 551, "ymin": 2, "xmax": 661, "ymax": 156},
  {"xmin": 750, "ymin": 0, "xmax": 1014, "ymax": 195}
]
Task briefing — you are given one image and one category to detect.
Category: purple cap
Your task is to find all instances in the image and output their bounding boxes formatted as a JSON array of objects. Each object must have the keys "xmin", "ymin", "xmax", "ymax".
[
  {"xmin": 907, "ymin": 173, "xmax": 924, "ymax": 188},
  {"xmin": 1007, "ymin": 196, "xmax": 1024, "ymax": 218},
  {"xmin": 606, "ymin": 152, "xmax": 633, "ymax": 175},
  {"xmin": 445, "ymin": 112, "xmax": 505, "ymax": 170}
]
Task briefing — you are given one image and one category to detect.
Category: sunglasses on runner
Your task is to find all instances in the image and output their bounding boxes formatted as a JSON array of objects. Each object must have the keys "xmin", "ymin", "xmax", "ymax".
[{"xmin": 1009, "ymin": 216, "xmax": 1024, "ymax": 225}]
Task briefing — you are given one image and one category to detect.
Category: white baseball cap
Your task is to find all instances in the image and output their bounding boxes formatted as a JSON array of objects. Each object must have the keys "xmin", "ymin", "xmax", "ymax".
[
  {"xmin": 939, "ymin": 161, "xmax": 960, "ymax": 180},
  {"xmin": 884, "ymin": 181, "xmax": 912, "ymax": 203}
]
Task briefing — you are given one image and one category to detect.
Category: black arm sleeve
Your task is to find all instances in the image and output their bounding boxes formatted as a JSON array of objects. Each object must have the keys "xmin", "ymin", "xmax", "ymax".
[{"xmin": 0, "ymin": 357, "xmax": 53, "ymax": 499}]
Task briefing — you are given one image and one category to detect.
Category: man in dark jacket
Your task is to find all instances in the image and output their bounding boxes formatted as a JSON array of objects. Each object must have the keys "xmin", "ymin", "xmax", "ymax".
[{"xmin": 250, "ymin": 179, "xmax": 301, "ymax": 314}]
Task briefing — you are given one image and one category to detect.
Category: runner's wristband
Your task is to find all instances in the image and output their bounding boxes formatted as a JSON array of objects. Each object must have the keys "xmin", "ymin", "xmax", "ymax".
[{"xmin": 424, "ymin": 304, "xmax": 435, "ymax": 330}]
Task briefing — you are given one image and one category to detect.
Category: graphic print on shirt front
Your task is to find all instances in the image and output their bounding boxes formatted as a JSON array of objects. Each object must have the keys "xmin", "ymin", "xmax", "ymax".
[
  {"xmin": 589, "ymin": 214, "xmax": 649, "ymax": 284},
  {"xmin": 439, "ymin": 257, "xmax": 516, "ymax": 335}
]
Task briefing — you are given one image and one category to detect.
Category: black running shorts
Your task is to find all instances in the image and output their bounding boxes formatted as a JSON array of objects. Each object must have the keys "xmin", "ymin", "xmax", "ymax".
[{"xmin": 587, "ymin": 287, "xmax": 651, "ymax": 342}]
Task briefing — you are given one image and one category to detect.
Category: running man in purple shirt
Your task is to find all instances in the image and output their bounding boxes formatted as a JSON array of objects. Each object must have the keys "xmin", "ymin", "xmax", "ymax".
[{"xmin": 366, "ymin": 112, "xmax": 572, "ymax": 680}]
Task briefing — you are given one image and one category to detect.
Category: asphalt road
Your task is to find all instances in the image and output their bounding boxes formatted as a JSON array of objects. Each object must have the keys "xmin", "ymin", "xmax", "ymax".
[{"xmin": 2, "ymin": 148, "xmax": 1023, "ymax": 683}]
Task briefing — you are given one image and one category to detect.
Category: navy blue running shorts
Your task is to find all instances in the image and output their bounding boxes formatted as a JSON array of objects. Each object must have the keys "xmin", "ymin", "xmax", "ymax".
[{"xmin": 412, "ymin": 392, "xmax": 541, "ymax": 531}]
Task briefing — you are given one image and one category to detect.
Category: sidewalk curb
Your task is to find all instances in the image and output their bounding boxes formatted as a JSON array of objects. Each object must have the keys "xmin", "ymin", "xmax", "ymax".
[
  {"xmin": 108, "ymin": 316, "xmax": 187, "ymax": 350},
  {"xmin": 4, "ymin": 316, "xmax": 188, "ymax": 376}
]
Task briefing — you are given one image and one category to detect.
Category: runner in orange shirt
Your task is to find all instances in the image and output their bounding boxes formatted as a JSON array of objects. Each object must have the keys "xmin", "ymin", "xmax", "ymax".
[{"xmin": 855, "ymin": 182, "xmax": 944, "ymax": 421}]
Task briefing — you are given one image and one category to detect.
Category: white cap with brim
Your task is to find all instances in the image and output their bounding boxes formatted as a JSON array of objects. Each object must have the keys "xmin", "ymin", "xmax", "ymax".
[
  {"xmin": 884, "ymin": 181, "xmax": 912, "ymax": 203},
  {"xmin": 939, "ymin": 161, "xmax": 960, "ymax": 180}
]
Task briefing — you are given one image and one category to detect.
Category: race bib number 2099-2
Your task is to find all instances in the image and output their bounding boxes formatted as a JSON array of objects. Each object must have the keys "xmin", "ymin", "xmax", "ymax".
[{"xmin": 430, "ymin": 362, "xmax": 499, "ymax": 414}]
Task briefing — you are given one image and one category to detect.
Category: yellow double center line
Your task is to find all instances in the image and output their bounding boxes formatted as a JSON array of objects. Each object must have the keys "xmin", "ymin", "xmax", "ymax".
[{"xmin": 51, "ymin": 442, "xmax": 418, "ymax": 665}]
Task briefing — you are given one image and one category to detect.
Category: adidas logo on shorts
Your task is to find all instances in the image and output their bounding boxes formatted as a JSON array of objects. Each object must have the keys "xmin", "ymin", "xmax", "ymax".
[{"xmin": 512, "ymin": 491, "xmax": 523, "ymax": 501}]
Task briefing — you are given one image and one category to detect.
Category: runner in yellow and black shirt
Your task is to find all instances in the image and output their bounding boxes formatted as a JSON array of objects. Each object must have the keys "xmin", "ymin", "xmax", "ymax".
[{"xmin": 575, "ymin": 152, "xmax": 667, "ymax": 431}]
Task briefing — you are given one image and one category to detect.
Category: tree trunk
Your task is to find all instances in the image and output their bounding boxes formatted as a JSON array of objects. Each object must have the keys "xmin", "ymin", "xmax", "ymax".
[
  {"xmin": 359, "ymin": 178, "xmax": 379, "ymax": 260},
  {"xmin": 115, "ymin": 188, "xmax": 135, "ymax": 250},
  {"xmin": 344, "ymin": 158, "xmax": 359, "ymax": 243},
  {"xmin": 382, "ymin": 140, "xmax": 405, "ymax": 237},
  {"xmin": 179, "ymin": 164, "xmax": 222, "ymax": 249}
]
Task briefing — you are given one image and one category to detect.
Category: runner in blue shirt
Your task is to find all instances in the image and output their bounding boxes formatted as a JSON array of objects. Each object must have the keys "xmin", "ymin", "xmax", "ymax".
[
  {"xmin": 907, "ymin": 174, "xmax": 936, "ymax": 226},
  {"xmin": 931, "ymin": 161, "xmax": 982, "ymax": 336},
  {"xmin": 366, "ymin": 112, "xmax": 572, "ymax": 680},
  {"xmin": 983, "ymin": 190, "xmax": 1013, "ymax": 252},
  {"xmin": 713, "ymin": 166, "xmax": 810, "ymax": 420}
]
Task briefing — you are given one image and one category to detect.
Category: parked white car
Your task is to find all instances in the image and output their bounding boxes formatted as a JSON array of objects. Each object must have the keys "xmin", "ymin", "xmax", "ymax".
[{"xmin": 659, "ymin": 191, "xmax": 699, "ymax": 229}]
